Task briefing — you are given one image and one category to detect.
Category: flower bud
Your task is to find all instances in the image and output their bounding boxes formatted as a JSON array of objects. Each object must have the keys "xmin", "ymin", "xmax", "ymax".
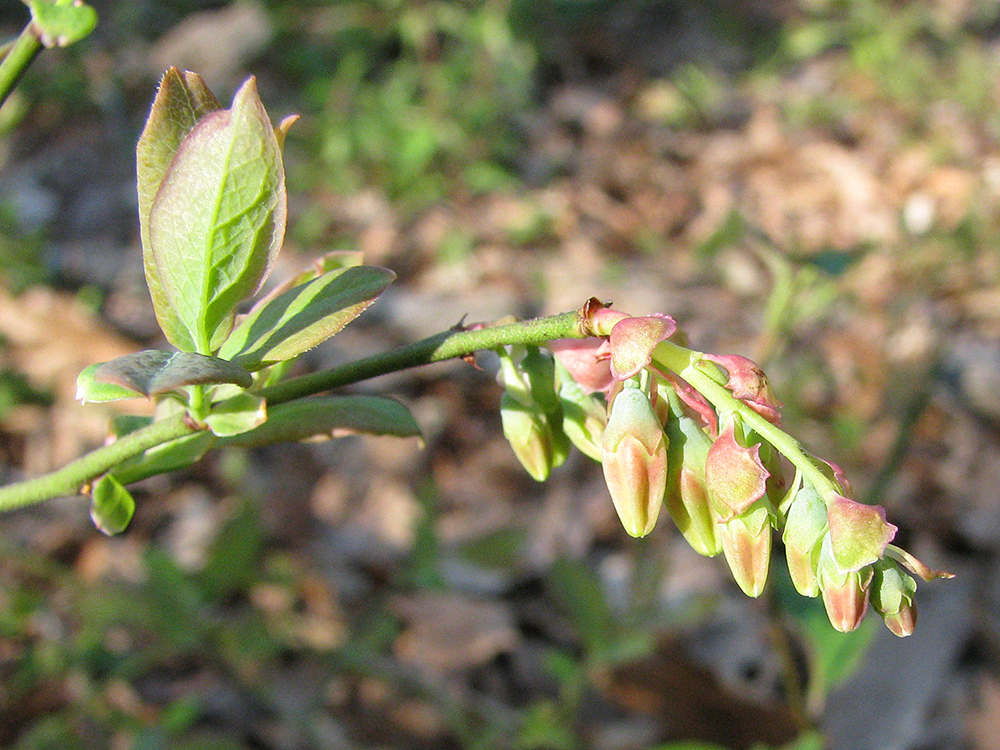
[
  {"xmin": 554, "ymin": 359, "xmax": 607, "ymax": 462},
  {"xmin": 500, "ymin": 392, "xmax": 557, "ymax": 481},
  {"xmin": 870, "ymin": 561, "xmax": 918, "ymax": 637},
  {"xmin": 782, "ymin": 484, "xmax": 828, "ymax": 597},
  {"xmin": 602, "ymin": 385, "xmax": 669, "ymax": 538},
  {"xmin": 817, "ymin": 537, "xmax": 873, "ymax": 632},
  {"xmin": 720, "ymin": 504, "xmax": 772, "ymax": 597},
  {"xmin": 498, "ymin": 346, "xmax": 569, "ymax": 481},
  {"xmin": 826, "ymin": 495, "xmax": 897, "ymax": 571},
  {"xmin": 702, "ymin": 354, "xmax": 782, "ymax": 424},
  {"xmin": 662, "ymin": 389, "xmax": 722, "ymax": 556},
  {"xmin": 705, "ymin": 422, "xmax": 774, "ymax": 596},
  {"xmin": 608, "ymin": 314, "xmax": 677, "ymax": 381}
]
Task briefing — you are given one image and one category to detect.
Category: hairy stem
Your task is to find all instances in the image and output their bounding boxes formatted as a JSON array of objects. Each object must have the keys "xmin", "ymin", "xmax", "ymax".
[{"xmin": 0, "ymin": 310, "xmax": 587, "ymax": 510}]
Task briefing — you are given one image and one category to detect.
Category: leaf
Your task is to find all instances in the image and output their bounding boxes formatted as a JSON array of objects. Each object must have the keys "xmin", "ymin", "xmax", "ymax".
[
  {"xmin": 221, "ymin": 395, "xmax": 420, "ymax": 448},
  {"xmin": 203, "ymin": 391, "xmax": 266, "ymax": 437},
  {"xmin": 111, "ymin": 432, "xmax": 217, "ymax": 486},
  {"xmin": 85, "ymin": 350, "xmax": 252, "ymax": 399},
  {"xmin": 89, "ymin": 475, "xmax": 136, "ymax": 535},
  {"xmin": 217, "ymin": 265, "xmax": 395, "ymax": 370},
  {"xmin": 198, "ymin": 501, "xmax": 264, "ymax": 598},
  {"xmin": 28, "ymin": 0, "xmax": 98, "ymax": 48},
  {"xmin": 148, "ymin": 76, "xmax": 287, "ymax": 352},
  {"xmin": 137, "ymin": 68, "xmax": 222, "ymax": 352},
  {"xmin": 77, "ymin": 363, "xmax": 146, "ymax": 403}
]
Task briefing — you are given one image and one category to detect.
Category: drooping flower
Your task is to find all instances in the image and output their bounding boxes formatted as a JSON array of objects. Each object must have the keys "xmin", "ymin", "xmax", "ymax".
[{"xmin": 602, "ymin": 385, "xmax": 669, "ymax": 538}]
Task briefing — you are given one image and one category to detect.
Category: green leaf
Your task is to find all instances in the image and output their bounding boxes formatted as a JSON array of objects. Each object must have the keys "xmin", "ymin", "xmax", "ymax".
[
  {"xmin": 198, "ymin": 501, "xmax": 263, "ymax": 598},
  {"xmin": 28, "ymin": 0, "xmax": 98, "ymax": 48},
  {"xmin": 89, "ymin": 475, "xmax": 135, "ymax": 535},
  {"xmin": 148, "ymin": 76, "xmax": 287, "ymax": 352},
  {"xmin": 217, "ymin": 265, "xmax": 395, "ymax": 370},
  {"xmin": 111, "ymin": 431, "xmax": 217, "ymax": 486},
  {"xmin": 84, "ymin": 350, "xmax": 252, "ymax": 399},
  {"xmin": 203, "ymin": 391, "xmax": 266, "ymax": 437},
  {"xmin": 137, "ymin": 68, "xmax": 221, "ymax": 352},
  {"xmin": 221, "ymin": 395, "xmax": 420, "ymax": 448},
  {"xmin": 76, "ymin": 363, "xmax": 146, "ymax": 403}
]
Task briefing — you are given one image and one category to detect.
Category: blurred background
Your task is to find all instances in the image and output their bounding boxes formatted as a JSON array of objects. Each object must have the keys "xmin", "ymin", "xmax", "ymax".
[{"xmin": 0, "ymin": 0, "xmax": 995, "ymax": 747}]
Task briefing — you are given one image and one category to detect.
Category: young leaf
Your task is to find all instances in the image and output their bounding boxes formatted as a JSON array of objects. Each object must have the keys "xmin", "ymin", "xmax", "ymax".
[
  {"xmin": 217, "ymin": 265, "xmax": 395, "ymax": 370},
  {"xmin": 90, "ymin": 475, "xmax": 136, "ymax": 535},
  {"xmin": 28, "ymin": 0, "xmax": 98, "ymax": 48},
  {"xmin": 77, "ymin": 363, "xmax": 147, "ymax": 403},
  {"xmin": 221, "ymin": 395, "xmax": 420, "ymax": 448},
  {"xmin": 110, "ymin": 432, "xmax": 217, "ymax": 486},
  {"xmin": 137, "ymin": 68, "xmax": 222, "ymax": 352},
  {"xmin": 148, "ymin": 76, "xmax": 288, "ymax": 352},
  {"xmin": 203, "ymin": 392, "xmax": 266, "ymax": 437},
  {"xmin": 84, "ymin": 350, "xmax": 252, "ymax": 400}
]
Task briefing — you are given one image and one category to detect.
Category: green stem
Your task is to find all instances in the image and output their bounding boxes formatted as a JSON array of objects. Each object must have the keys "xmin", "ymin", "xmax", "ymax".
[
  {"xmin": 0, "ymin": 311, "xmax": 587, "ymax": 511},
  {"xmin": 0, "ymin": 415, "xmax": 190, "ymax": 511},
  {"xmin": 262, "ymin": 311, "xmax": 584, "ymax": 405},
  {"xmin": 652, "ymin": 340, "xmax": 840, "ymax": 500},
  {"xmin": 0, "ymin": 22, "xmax": 42, "ymax": 109}
]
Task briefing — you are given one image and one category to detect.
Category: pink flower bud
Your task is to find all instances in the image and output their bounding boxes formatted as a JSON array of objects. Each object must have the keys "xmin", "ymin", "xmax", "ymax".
[
  {"xmin": 820, "ymin": 564, "xmax": 873, "ymax": 633},
  {"xmin": 705, "ymin": 424, "xmax": 769, "ymax": 519},
  {"xmin": 608, "ymin": 314, "xmax": 677, "ymax": 381},
  {"xmin": 720, "ymin": 505, "xmax": 772, "ymax": 597},
  {"xmin": 549, "ymin": 338, "xmax": 614, "ymax": 394},
  {"xmin": 703, "ymin": 354, "xmax": 782, "ymax": 424},
  {"xmin": 817, "ymin": 538, "xmax": 873, "ymax": 632},
  {"xmin": 602, "ymin": 387, "xmax": 669, "ymax": 538},
  {"xmin": 827, "ymin": 495, "xmax": 897, "ymax": 572}
]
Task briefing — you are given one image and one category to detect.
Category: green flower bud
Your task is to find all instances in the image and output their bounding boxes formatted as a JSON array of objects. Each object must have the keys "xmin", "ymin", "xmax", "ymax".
[
  {"xmin": 555, "ymin": 359, "xmax": 606, "ymax": 462},
  {"xmin": 662, "ymin": 386, "xmax": 722, "ymax": 556},
  {"xmin": 498, "ymin": 346, "xmax": 570, "ymax": 481},
  {"xmin": 602, "ymin": 385, "xmax": 669, "ymax": 538},
  {"xmin": 782, "ymin": 484, "xmax": 828, "ymax": 597},
  {"xmin": 870, "ymin": 560, "xmax": 918, "ymax": 637}
]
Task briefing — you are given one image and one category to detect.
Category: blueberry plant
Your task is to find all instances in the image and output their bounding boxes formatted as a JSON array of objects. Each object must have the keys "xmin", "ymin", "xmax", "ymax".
[{"xmin": 0, "ymin": 2, "xmax": 950, "ymax": 638}]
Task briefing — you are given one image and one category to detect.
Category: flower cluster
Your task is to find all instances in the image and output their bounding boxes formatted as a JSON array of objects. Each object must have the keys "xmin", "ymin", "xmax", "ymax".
[{"xmin": 497, "ymin": 299, "xmax": 950, "ymax": 636}]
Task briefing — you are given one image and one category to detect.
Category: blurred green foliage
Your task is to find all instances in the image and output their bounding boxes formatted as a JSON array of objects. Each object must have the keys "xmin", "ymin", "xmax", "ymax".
[{"xmin": 281, "ymin": 0, "xmax": 535, "ymax": 215}]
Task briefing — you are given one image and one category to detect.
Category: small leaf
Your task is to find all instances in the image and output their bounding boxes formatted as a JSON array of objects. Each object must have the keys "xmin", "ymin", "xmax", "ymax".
[
  {"xmin": 88, "ymin": 350, "xmax": 252, "ymax": 398},
  {"xmin": 217, "ymin": 265, "xmax": 395, "ymax": 370},
  {"xmin": 77, "ymin": 363, "xmax": 146, "ymax": 403},
  {"xmin": 90, "ymin": 475, "xmax": 136, "ymax": 535},
  {"xmin": 203, "ymin": 392, "xmax": 266, "ymax": 437},
  {"xmin": 149, "ymin": 76, "xmax": 287, "ymax": 351},
  {"xmin": 221, "ymin": 395, "xmax": 420, "ymax": 448},
  {"xmin": 137, "ymin": 68, "xmax": 222, "ymax": 352},
  {"xmin": 28, "ymin": 0, "xmax": 98, "ymax": 48},
  {"xmin": 111, "ymin": 432, "xmax": 216, "ymax": 486}
]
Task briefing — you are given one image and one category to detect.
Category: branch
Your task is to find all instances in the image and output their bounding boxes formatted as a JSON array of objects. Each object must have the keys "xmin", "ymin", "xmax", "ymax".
[
  {"xmin": 0, "ymin": 310, "xmax": 589, "ymax": 510},
  {"xmin": 0, "ymin": 22, "xmax": 42, "ymax": 109}
]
